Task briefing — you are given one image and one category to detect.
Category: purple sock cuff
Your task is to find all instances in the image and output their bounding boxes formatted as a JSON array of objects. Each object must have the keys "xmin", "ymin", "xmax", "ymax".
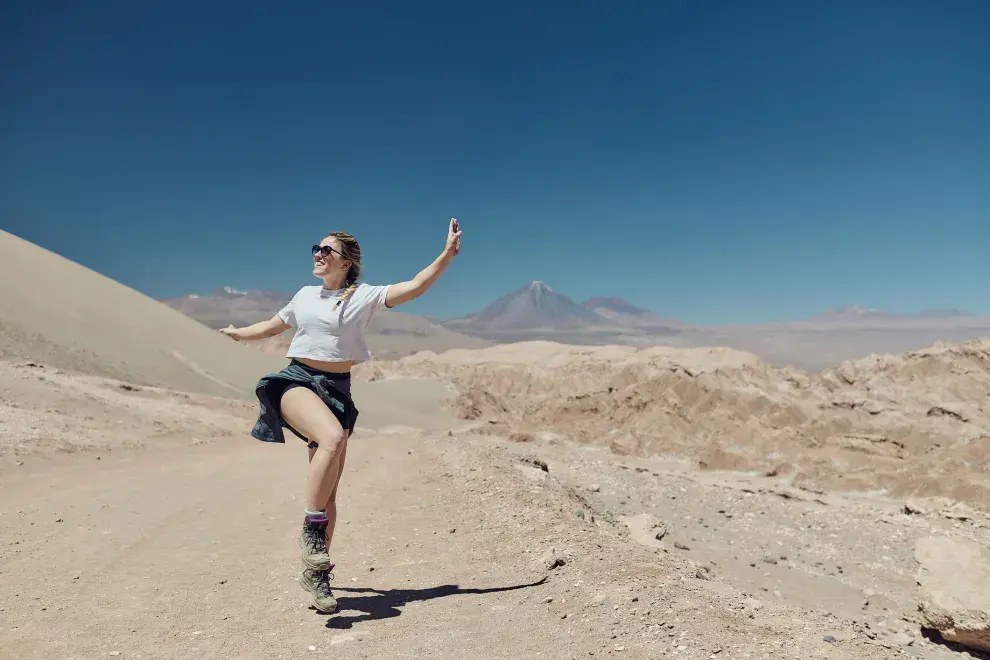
[{"xmin": 305, "ymin": 514, "xmax": 328, "ymax": 525}]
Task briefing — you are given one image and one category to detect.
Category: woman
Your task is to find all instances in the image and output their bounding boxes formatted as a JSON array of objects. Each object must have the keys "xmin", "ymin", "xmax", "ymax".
[{"xmin": 219, "ymin": 218, "xmax": 462, "ymax": 614}]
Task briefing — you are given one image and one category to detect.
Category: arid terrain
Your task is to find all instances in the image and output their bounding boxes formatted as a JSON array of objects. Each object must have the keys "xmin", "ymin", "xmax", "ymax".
[{"xmin": 2, "ymin": 230, "xmax": 990, "ymax": 659}]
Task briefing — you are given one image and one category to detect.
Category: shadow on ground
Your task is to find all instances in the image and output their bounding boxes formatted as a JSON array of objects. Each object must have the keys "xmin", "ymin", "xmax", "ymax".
[{"xmin": 324, "ymin": 576, "xmax": 549, "ymax": 629}]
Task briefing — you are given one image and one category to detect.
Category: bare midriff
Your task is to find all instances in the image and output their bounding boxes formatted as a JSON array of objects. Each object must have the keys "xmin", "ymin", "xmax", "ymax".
[{"xmin": 293, "ymin": 357, "xmax": 354, "ymax": 374}]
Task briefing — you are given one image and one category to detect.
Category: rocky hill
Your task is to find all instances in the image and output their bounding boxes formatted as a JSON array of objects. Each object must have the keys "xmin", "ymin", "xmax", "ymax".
[{"xmin": 360, "ymin": 338, "xmax": 990, "ymax": 511}]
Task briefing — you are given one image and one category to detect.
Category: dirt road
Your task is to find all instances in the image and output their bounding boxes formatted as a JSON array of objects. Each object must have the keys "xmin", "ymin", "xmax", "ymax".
[
  {"xmin": 3, "ymin": 423, "xmax": 917, "ymax": 660},
  {"xmin": 1, "ymin": 429, "xmax": 571, "ymax": 659}
]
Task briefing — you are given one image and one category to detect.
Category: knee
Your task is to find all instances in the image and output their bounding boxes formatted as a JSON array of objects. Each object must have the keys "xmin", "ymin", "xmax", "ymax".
[{"xmin": 311, "ymin": 427, "xmax": 345, "ymax": 452}]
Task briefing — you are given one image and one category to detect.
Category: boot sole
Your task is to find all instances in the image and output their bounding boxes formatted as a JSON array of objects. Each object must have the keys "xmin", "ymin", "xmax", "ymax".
[{"xmin": 300, "ymin": 553, "xmax": 333, "ymax": 571}]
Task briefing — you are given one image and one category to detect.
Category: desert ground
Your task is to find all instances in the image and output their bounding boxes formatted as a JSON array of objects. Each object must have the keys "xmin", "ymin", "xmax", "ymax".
[{"xmin": 2, "ymin": 230, "xmax": 989, "ymax": 659}]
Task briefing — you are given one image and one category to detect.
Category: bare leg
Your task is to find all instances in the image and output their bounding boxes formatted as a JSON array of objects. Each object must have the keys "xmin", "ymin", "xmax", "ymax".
[
  {"xmin": 280, "ymin": 387, "xmax": 345, "ymax": 572},
  {"xmin": 309, "ymin": 430, "xmax": 349, "ymax": 552},
  {"xmin": 281, "ymin": 387, "xmax": 346, "ymax": 511}
]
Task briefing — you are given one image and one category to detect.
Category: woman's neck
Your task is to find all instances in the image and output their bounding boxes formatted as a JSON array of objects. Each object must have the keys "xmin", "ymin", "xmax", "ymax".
[{"xmin": 321, "ymin": 276, "xmax": 348, "ymax": 290}]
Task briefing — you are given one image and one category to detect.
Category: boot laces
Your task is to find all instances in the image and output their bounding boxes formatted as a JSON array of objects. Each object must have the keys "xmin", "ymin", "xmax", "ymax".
[
  {"xmin": 304, "ymin": 522, "xmax": 328, "ymax": 553},
  {"xmin": 314, "ymin": 570, "xmax": 333, "ymax": 597}
]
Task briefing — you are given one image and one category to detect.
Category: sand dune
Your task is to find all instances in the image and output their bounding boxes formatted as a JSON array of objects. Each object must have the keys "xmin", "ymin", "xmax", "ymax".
[{"xmin": 0, "ymin": 229, "xmax": 286, "ymax": 398}]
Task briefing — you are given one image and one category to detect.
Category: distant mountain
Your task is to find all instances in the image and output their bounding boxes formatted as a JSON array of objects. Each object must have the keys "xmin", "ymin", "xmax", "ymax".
[
  {"xmin": 160, "ymin": 287, "xmax": 291, "ymax": 329},
  {"xmin": 580, "ymin": 297, "xmax": 684, "ymax": 329},
  {"xmin": 581, "ymin": 297, "xmax": 651, "ymax": 317},
  {"xmin": 444, "ymin": 281, "xmax": 606, "ymax": 332},
  {"xmin": 914, "ymin": 308, "xmax": 978, "ymax": 318},
  {"xmin": 806, "ymin": 305, "xmax": 977, "ymax": 324}
]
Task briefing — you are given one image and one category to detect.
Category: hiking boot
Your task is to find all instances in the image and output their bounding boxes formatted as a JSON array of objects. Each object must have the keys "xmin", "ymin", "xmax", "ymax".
[
  {"xmin": 300, "ymin": 568, "xmax": 337, "ymax": 613},
  {"xmin": 299, "ymin": 519, "xmax": 332, "ymax": 570},
  {"xmin": 299, "ymin": 562, "xmax": 335, "ymax": 590}
]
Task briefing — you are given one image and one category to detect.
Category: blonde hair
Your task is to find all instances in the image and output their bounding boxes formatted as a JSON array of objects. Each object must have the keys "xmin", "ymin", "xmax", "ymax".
[{"xmin": 328, "ymin": 231, "xmax": 362, "ymax": 309}]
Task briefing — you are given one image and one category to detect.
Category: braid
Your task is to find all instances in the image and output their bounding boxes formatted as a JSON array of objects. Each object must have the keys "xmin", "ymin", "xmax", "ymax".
[
  {"xmin": 329, "ymin": 230, "xmax": 362, "ymax": 310},
  {"xmin": 334, "ymin": 271, "xmax": 359, "ymax": 309}
]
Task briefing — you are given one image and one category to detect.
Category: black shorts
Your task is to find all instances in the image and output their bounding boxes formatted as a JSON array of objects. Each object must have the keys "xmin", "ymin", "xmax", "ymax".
[{"xmin": 255, "ymin": 360, "xmax": 359, "ymax": 449}]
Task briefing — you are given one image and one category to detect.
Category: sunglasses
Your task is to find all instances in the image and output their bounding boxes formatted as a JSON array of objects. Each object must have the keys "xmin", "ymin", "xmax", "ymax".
[{"xmin": 312, "ymin": 244, "xmax": 341, "ymax": 258}]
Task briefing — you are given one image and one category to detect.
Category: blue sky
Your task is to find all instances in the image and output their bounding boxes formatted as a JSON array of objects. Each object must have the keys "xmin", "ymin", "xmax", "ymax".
[{"xmin": 2, "ymin": 0, "xmax": 988, "ymax": 324}]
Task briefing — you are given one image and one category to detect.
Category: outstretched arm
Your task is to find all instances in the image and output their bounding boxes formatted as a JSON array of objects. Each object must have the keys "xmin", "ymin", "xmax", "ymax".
[
  {"xmin": 219, "ymin": 314, "xmax": 290, "ymax": 341},
  {"xmin": 385, "ymin": 218, "xmax": 462, "ymax": 308}
]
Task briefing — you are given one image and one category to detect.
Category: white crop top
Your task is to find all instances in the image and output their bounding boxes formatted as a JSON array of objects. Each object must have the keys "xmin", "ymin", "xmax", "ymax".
[{"xmin": 278, "ymin": 282, "xmax": 390, "ymax": 364}]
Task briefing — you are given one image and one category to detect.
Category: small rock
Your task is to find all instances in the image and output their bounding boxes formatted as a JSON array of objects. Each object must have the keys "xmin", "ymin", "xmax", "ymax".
[
  {"xmin": 590, "ymin": 484, "xmax": 601, "ymax": 492},
  {"xmin": 309, "ymin": 645, "xmax": 317, "ymax": 651},
  {"xmin": 823, "ymin": 635, "xmax": 837, "ymax": 643},
  {"xmin": 521, "ymin": 457, "xmax": 549, "ymax": 472}
]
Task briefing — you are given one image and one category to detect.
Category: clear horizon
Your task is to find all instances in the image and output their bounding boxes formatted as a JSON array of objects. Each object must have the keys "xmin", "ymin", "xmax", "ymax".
[
  {"xmin": 165, "ymin": 276, "xmax": 983, "ymax": 323},
  {"xmin": 2, "ymin": 1, "xmax": 988, "ymax": 324}
]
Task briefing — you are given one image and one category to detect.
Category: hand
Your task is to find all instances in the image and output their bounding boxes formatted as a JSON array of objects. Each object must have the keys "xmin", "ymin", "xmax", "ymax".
[
  {"xmin": 219, "ymin": 325, "xmax": 241, "ymax": 341},
  {"xmin": 445, "ymin": 217, "xmax": 462, "ymax": 256}
]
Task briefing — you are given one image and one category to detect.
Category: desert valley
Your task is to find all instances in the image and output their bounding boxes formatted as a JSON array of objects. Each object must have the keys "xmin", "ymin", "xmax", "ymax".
[{"xmin": 2, "ymin": 227, "xmax": 989, "ymax": 660}]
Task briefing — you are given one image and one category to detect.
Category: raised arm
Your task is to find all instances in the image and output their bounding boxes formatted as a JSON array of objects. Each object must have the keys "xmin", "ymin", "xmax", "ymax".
[
  {"xmin": 219, "ymin": 314, "xmax": 291, "ymax": 341},
  {"xmin": 385, "ymin": 218, "xmax": 462, "ymax": 308}
]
